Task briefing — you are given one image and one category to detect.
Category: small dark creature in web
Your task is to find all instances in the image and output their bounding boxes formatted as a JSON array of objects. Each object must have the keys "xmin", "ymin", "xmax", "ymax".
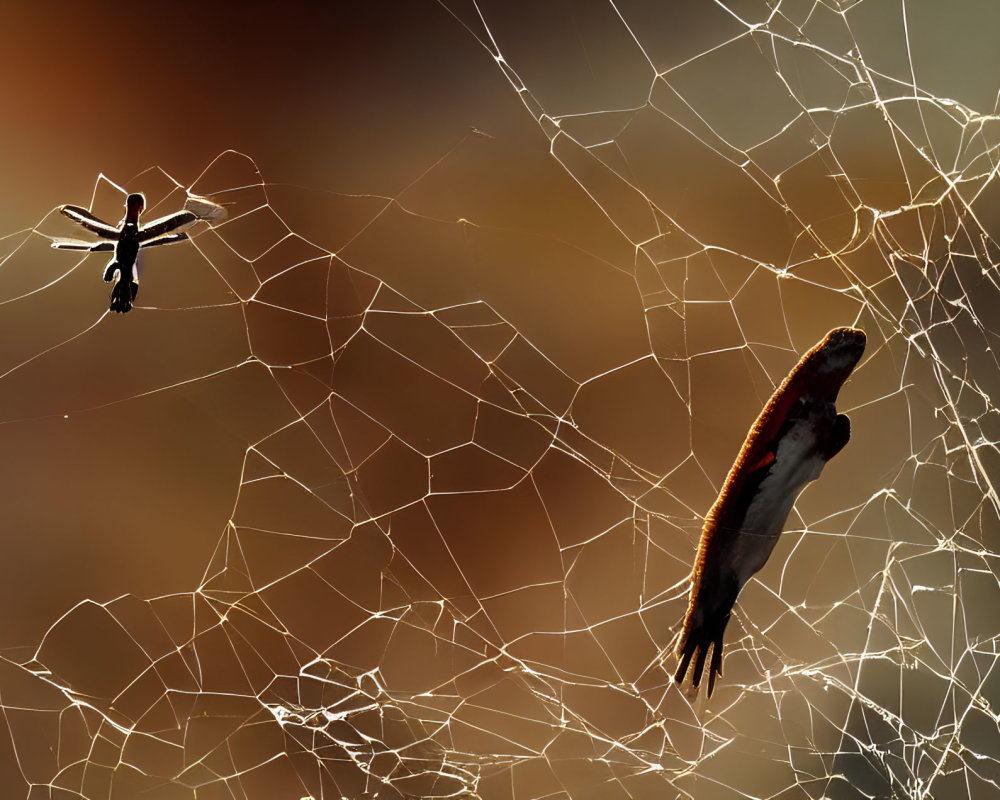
[
  {"xmin": 674, "ymin": 327, "xmax": 866, "ymax": 697},
  {"xmin": 51, "ymin": 193, "xmax": 197, "ymax": 313}
]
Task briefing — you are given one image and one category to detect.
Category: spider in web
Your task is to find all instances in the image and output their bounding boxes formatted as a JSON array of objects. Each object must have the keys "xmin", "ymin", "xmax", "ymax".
[
  {"xmin": 51, "ymin": 193, "xmax": 197, "ymax": 313},
  {"xmin": 674, "ymin": 327, "xmax": 866, "ymax": 697}
]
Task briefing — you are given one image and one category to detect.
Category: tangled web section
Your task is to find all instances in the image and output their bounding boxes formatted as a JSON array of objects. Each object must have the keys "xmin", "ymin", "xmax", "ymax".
[{"xmin": 1, "ymin": 1, "xmax": 1000, "ymax": 798}]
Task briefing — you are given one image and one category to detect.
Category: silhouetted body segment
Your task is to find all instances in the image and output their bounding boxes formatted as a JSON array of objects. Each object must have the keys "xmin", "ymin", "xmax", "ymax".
[
  {"xmin": 674, "ymin": 327, "xmax": 866, "ymax": 697},
  {"xmin": 52, "ymin": 192, "xmax": 197, "ymax": 313},
  {"xmin": 103, "ymin": 194, "xmax": 144, "ymax": 313}
]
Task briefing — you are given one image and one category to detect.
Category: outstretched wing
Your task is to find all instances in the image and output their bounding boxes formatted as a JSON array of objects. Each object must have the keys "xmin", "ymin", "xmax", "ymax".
[
  {"xmin": 138, "ymin": 210, "xmax": 198, "ymax": 242},
  {"xmin": 139, "ymin": 232, "xmax": 189, "ymax": 249},
  {"xmin": 51, "ymin": 239, "xmax": 116, "ymax": 252},
  {"xmin": 58, "ymin": 205, "xmax": 119, "ymax": 239},
  {"xmin": 183, "ymin": 195, "xmax": 227, "ymax": 221}
]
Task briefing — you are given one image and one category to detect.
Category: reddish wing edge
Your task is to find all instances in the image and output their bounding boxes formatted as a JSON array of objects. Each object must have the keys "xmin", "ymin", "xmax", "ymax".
[{"xmin": 673, "ymin": 327, "xmax": 866, "ymax": 696}]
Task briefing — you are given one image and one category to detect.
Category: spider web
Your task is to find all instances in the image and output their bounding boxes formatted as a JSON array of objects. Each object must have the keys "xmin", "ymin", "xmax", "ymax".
[{"xmin": 2, "ymin": 1, "xmax": 999, "ymax": 798}]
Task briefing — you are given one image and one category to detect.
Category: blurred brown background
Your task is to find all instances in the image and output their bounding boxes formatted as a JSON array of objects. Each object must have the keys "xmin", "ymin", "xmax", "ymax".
[{"xmin": 0, "ymin": 0, "xmax": 530, "ymax": 640}]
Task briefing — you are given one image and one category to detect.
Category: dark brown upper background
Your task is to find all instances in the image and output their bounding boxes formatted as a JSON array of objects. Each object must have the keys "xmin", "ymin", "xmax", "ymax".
[{"xmin": 0, "ymin": 2, "xmax": 524, "ymax": 225}]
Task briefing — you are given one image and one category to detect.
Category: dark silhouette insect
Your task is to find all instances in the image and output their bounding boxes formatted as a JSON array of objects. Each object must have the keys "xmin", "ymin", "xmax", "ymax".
[{"xmin": 52, "ymin": 193, "xmax": 197, "ymax": 313}]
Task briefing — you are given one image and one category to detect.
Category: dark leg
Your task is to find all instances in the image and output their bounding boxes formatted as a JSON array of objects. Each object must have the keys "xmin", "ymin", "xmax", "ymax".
[{"xmin": 109, "ymin": 277, "xmax": 138, "ymax": 314}]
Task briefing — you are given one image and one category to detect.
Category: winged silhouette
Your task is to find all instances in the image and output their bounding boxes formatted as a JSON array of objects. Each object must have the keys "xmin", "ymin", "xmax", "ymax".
[
  {"xmin": 51, "ymin": 193, "xmax": 197, "ymax": 313},
  {"xmin": 674, "ymin": 327, "xmax": 866, "ymax": 697}
]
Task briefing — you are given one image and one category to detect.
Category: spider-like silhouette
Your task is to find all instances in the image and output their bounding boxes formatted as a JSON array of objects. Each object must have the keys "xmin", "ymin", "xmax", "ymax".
[{"xmin": 51, "ymin": 193, "xmax": 197, "ymax": 313}]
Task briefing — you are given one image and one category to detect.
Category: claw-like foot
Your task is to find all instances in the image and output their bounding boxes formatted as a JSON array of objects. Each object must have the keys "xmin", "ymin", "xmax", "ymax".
[{"xmin": 109, "ymin": 278, "xmax": 138, "ymax": 314}]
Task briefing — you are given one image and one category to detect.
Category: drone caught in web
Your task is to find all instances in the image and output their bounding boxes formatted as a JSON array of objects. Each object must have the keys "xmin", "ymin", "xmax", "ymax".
[
  {"xmin": 50, "ymin": 192, "xmax": 219, "ymax": 313},
  {"xmin": 674, "ymin": 327, "xmax": 867, "ymax": 697}
]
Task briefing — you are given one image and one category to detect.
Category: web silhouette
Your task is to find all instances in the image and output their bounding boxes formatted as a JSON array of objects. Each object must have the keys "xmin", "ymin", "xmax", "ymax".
[{"xmin": 2, "ymin": 1, "xmax": 1000, "ymax": 798}]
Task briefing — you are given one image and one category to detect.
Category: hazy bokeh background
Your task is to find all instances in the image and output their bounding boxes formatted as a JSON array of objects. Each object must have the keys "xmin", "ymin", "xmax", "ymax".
[{"xmin": 0, "ymin": 1, "xmax": 999, "ymax": 798}]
